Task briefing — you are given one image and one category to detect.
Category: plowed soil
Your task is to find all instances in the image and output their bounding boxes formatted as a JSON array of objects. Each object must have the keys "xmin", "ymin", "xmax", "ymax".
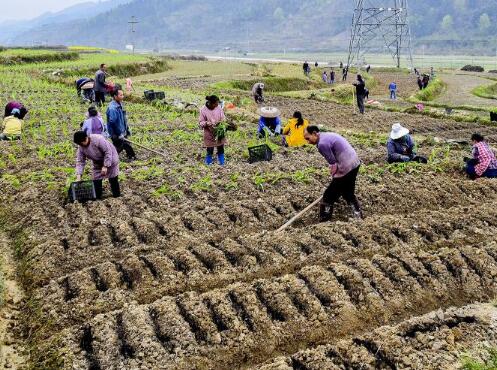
[{"xmin": 2, "ymin": 60, "xmax": 497, "ymax": 369}]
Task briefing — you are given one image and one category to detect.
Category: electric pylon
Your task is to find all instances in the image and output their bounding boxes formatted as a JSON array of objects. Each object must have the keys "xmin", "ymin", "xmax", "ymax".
[{"xmin": 346, "ymin": 0, "xmax": 414, "ymax": 73}]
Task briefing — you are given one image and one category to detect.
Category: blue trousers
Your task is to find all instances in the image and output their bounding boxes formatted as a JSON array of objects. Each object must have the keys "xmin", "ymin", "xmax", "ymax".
[{"xmin": 465, "ymin": 160, "xmax": 497, "ymax": 179}]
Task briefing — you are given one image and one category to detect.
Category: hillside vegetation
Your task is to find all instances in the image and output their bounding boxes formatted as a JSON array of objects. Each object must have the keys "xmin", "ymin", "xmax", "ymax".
[{"xmin": 8, "ymin": 0, "xmax": 497, "ymax": 53}]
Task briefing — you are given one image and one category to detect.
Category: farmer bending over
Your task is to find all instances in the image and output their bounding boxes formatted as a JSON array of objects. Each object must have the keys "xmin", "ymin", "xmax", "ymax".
[
  {"xmin": 257, "ymin": 107, "xmax": 282, "ymax": 138},
  {"xmin": 465, "ymin": 133, "xmax": 497, "ymax": 179},
  {"xmin": 107, "ymin": 87, "xmax": 136, "ymax": 161},
  {"xmin": 1, "ymin": 102, "xmax": 28, "ymax": 141},
  {"xmin": 304, "ymin": 125, "xmax": 362, "ymax": 221},
  {"xmin": 282, "ymin": 111, "xmax": 309, "ymax": 147},
  {"xmin": 252, "ymin": 82, "xmax": 265, "ymax": 104},
  {"xmin": 74, "ymin": 131, "xmax": 121, "ymax": 199},
  {"xmin": 387, "ymin": 123, "xmax": 427, "ymax": 164},
  {"xmin": 199, "ymin": 95, "xmax": 226, "ymax": 165}
]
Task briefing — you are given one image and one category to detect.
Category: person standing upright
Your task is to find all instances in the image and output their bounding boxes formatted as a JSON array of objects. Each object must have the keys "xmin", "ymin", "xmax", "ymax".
[
  {"xmin": 329, "ymin": 69, "xmax": 335, "ymax": 84},
  {"xmin": 107, "ymin": 87, "xmax": 136, "ymax": 161},
  {"xmin": 389, "ymin": 81, "xmax": 397, "ymax": 100},
  {"xmin": 94, "ymin": 63, "xmax": 108, "ymax": 107},
  {"xmin": 353, "ymin": 74, "xmax": 366, "ymax": 114}
]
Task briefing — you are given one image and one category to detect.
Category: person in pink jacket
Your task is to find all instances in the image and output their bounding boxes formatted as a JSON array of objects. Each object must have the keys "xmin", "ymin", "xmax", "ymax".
[
  {"xmin": 74, "ymin": 131, "xmax": 121, "ymax": 199},
  {"xmin": 199, "ymin": 95, "xmax": 226, "ymax": 165}
]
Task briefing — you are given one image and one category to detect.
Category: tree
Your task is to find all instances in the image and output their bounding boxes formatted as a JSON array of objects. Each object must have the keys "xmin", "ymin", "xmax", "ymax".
[
  {"xmin": 441, "ymin": 15, "xmax": 453, "ymax": 31},
  {"xmin": 479, "ymin": 13, "xmax": 491, "ymax": 32}
]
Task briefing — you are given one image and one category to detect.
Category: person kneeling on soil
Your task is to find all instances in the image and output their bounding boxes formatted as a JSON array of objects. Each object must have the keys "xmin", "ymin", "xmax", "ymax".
[
  {"xmin": 282, "ymin": 111, "xmax": 309, "ymax": 147},
  {"xmin": 257, "ymin": 107, "xmax": 282, "ymax": 138},
  {"xmin": 465, "ymin": 133, "xmax": 497, "ymax": 180},
  {"xmin": 74, "ymin": 131, "xmax": 121, "ymax": 199},
  {"xmin": 387, "ymin": 123, "xmax": 427, "ymax": 164},
  {"xmin": 199, "ymin": 95, "xmax": 226, "ymax": 165},
  {"xmin": 1, "ymin": 102, "xmax": 28, "ymax": 141},
  {"xmin": 252, "ymin": 82, "xmax": 265, "ymax": 104},
  {"xmin": 82, "ymin": 106, "xmax": 107, "ymax": 136},
  {"xmin": 304, "ymin": 125, "xmax": 363, "ymax": 221}
]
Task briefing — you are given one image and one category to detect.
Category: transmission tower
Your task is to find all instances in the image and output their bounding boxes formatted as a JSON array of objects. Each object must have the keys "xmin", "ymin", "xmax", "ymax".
[{"xmin": 346, "ymin": 0, "xmax": 414, "ymax": 74}]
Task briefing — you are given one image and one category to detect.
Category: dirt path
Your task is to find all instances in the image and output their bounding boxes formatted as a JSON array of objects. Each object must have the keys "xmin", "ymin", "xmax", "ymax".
[
  {"xmin": 436, "ymin": 72, "xmax": 496, "ymax": 108},
  {"xmin": 0, "ymin": 233, "xmax": 27, "ymax": 369}
]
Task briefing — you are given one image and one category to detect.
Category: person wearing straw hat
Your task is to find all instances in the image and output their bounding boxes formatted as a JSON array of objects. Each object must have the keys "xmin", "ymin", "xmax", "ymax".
[
  {"xmin": 304, "ymin": 125, "xmax": 363, "ymax": 221},
  {"xmin": 257, "ymin": 106, "xmax": 282, "ymax": 138},
  {"xmin": 387, "ymin": 123, "xmax": 427, "ymax": 164}
]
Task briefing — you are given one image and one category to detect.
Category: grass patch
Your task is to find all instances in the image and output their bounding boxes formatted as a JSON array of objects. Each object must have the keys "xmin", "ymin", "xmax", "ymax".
[
  {"xmin": 472, "ymin": 82, "xmax": 497, "ymax": 100},
  {"xmin": 214, "ymin": 77, "xmax": 324, "ymax": 92},
  {"xmin": 410, "ymin": 78, "xmax": 446, "ymax": 102},
  {"xmin": 0, "ymin": 50, "xmax": 79, "ymax": 65},
  {"xmin": 461, "ymin": 348, "xmax": 497, "ymax": 370}
]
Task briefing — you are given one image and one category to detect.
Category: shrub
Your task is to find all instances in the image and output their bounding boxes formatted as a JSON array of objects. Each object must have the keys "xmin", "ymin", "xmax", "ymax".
[
  {"xmin": 216, "ymin": 77, "xmax": 322, "ymax": 92},
  {"xmin": 461, "ymin": 65, "xmax": 484, "ymax": 72}
]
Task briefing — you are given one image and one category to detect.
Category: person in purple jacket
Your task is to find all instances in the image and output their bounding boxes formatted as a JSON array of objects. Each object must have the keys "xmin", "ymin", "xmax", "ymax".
[
  {"xmin": 304, "ymin": 125, "xmax": 362, "ymax": 221},
  {"xmin": 74, "ymin": 131, "xmax": 121, "ymax": 199}
]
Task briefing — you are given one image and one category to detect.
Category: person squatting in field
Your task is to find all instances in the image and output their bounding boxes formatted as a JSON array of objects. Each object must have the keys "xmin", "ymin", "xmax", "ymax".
[
  {"xmin": 465, "ymin": 133, "xmax": 497, "ymax": 179},
  {"xmin": 74, "ymin": 131, "xmax": 121, "ymax": 199},
  {"xmin": 1, "ymin": 101, "xmax": 28, "ymax": 140},
  {"xmin": 252, "ymin": 82, "xmax": 265, "ymax": 104},
  {"xmin": 81, "ymin": 106, "xmax": 107, "ymax": 136},
  {"xmin": 387, "ymin": 123, "xmax": 427, "ymax": 164},
  {"xmin": 282, "ymin": 111, "xmax": 309, "ymax": 147},
  {"xmin": 199, "ymin": 95, "xmax": 226, "ymax": 166},
  {"xmin": 107, "ymin": 87, "xmax": 137, "ymax": 161},
  {"xmin": 304, "ymin": 125, "xmax": 363, "ymax": 221},
  {"xmin": 257, "ymin": 107, "xmax": 282, "ymax": 138}
]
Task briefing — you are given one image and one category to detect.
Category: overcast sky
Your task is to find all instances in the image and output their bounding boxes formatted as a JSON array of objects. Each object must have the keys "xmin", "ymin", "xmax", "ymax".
[{"xmin": 0, "ymin": 0, "xmax": 91, "ymax": 22}]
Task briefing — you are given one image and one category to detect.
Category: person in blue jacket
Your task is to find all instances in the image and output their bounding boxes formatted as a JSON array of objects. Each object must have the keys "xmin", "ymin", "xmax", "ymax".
[
  {"xmin": 257, "ymin": 107, "xmax": 282, "ymax": 138},
  {"xmin": 387, "ymin": 123, "xmax": 427, "ymax": 164},
  {"xmin": 389, "ymin": 81, "xmax": 397, "ymax": 100},
  {"xmin": 106, "ymin": 87, "xmax": 136, "ymax": 160}
]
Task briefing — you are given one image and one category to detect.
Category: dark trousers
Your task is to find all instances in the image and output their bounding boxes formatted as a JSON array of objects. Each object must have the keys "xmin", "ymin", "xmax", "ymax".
[
  {"xmin": 207, "ymin": 145, "xmax": 224, "ymax": 155},
  {"xmin": 95, "ymin": 91, "xmax": 106, "ymax": 106},
  {"xmin": 356, "ymin": 94, "xmax": 365, "ymax": 114},
  {"xmin": 94, "ymin": 176, "xmax": 121, "ymax": 199},
  {"xmin": 323, "ymin": 166, "xmax": 360, "ymax": 208},
  {"xmin": 465, "ymin": 159, "xmax": 497, "ymax": 179},
  {"xmin": 112, "ymin": 137, "xmax": 136, "ymax": 159},
  {"xmin": 388, "ymin": 155, "xmax": 428, "ymax": 164}
]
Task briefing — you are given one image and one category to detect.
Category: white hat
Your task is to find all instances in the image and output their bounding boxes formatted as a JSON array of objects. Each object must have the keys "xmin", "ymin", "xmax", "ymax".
[
  {"xmin": 390, "ymin": 123, "xmax": 409, "ymax": 140},
  {"xmin": 257, "ymin": 106, "xmax": 281, "ymax": 118}
]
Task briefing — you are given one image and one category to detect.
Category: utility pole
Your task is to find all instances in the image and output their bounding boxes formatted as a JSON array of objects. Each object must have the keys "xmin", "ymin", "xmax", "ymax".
[
  {"xmin": 346, "ymin": 0, "xmax": 414, "ymax": 76},
  {"xmin": 128, "ymin": 16, "xmax": 139, "ymax": 54}
]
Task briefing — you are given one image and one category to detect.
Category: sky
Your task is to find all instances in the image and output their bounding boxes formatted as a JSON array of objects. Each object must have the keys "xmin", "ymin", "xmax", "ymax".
[{"xmin": 0, "ymin": 0, "xmax": 91, "ymax": 22}]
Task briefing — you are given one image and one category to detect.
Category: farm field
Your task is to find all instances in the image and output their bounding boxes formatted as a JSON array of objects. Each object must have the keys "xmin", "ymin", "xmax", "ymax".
[{"xmin": 0, "ymin": 50, "xmax": 497, "ymax": 369}]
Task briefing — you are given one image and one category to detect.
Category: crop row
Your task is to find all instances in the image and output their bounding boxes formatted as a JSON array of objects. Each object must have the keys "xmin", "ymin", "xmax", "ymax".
[
  {"xmin": 33, "ymin": 200, "xmax": 497, "ymax": 342},
  {"xmin": 255, "ymin": 304, "xmax": 497, "ymax": 370},
  {"xmin": 67, "ymin": 241, "xmax": 497, "ymax": 369}
]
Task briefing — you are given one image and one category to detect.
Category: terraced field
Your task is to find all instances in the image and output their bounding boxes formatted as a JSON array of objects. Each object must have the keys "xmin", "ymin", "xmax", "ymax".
[{"xmin": 0, "ymin": 53, "xmax": 496, "ymax": 369}]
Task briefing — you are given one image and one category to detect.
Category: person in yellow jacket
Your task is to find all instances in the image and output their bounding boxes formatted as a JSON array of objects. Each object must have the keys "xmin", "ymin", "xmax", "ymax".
[
  {"xmin": 282, "ymin": 111, "xmax": 309, "ymax": 147},
  {"xmin": 1, "ymin": 103, "xmax": 27, "ymax": 140}
]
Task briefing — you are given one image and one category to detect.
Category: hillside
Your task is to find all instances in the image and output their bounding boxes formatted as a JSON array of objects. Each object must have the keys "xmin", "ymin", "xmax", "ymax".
[{"xmin": 8, "ymin": 0, "xmax": 497, "ymax": 53}]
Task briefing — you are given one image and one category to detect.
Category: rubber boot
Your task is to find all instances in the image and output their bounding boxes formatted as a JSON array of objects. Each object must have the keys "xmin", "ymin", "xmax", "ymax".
[
  {"xmin": 319, "ymin": 202, "xmax": 333, "ymax": 222},
  {"xmin": 205, "ymin": 154, "xmax": 213, "ymax": 165},
  {"xmin": 217, "ymin": 153, "xmax": 225, "ymax": 166},
  {"xmin": 351, "ymin": 200, "xmax": 363, "ymax": 219}
]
